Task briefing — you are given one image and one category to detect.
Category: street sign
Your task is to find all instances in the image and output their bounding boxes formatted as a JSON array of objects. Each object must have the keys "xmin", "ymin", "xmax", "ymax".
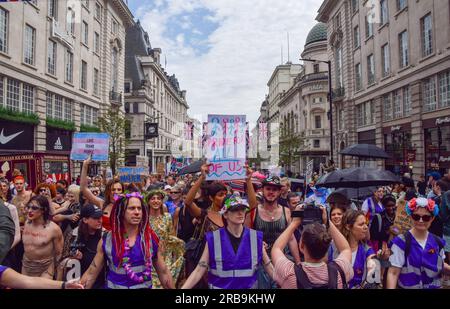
[{"xmin": 145, "ymin": 123, "xmax": 158, "ymax": 139}]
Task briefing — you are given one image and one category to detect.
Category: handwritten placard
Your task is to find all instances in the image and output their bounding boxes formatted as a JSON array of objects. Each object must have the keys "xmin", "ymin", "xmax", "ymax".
[
  {"xmin": 70, "ymin": 133, "xmax": 109, "ymax": 161},
  {"xmin": 205, "ymin": 114, "xmax": 246, "ymax": 181},
  {"xmin": 118, "ymin": 167, "xmax": 148, "ymax": 183},
  {"xmin": 392, "ymin": 199, "xmax": 412, "ymax": 235}
]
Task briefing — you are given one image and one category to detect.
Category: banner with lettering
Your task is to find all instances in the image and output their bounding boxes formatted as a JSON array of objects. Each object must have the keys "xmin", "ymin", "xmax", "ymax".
[
  {"xmin": 70, "ymin": 133, "xmax": 109, "ymax": 161},
  {"xmin": 118, "ymin": 167, "xmax": 148, "ymax": 183},
  {"xmin": 205, "ymin": 114, "xmax": 246, "ymax": 181}
]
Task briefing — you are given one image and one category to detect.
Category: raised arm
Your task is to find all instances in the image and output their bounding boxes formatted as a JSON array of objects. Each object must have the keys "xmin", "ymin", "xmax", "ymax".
[
  {"xmin": 184, "ymin": 164, "xmax": 210, "ymax": 218},
  {"xmin": 245, "ymin": 165, "xmax": 257, "ymax": 210},
  {"xmin": 80, "ymin": 238, "xmax": 105, "ymax": 289},
  {"xmin": 80, "ymin": 155, "xmax": 103, "ymax": 208}
]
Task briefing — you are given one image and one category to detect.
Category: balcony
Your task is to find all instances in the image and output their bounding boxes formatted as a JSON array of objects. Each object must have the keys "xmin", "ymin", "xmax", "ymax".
[
  {"xmin": 332, "ymin": 87, "xmax": 345, "ymax": 100},
  {"xmin": 305, "ymin": 129, "xmax": 330, "ymax": 137},
  {"xmin": 297, "ymin": 72, "xmax": 329, "ymax": 84},
  {"xmin": 110, "ymin": 90, "xmax": 122, "ymax": 105},
  {"xmin": 50, "ymin": 18, "xmax": 74, "ymax": 50}
]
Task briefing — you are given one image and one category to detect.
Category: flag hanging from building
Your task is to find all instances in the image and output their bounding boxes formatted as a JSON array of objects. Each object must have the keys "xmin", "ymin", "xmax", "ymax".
[
  {"xmin": 259, "ymin": 122, "xmax": 268, "ymax": 140},
  {"xmin": 184, "ymin": 122, "xmax": 193, "ymax": 141}
]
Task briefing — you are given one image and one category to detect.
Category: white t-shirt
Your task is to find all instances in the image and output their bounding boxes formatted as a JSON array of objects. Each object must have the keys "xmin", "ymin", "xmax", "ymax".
[
  {"xmin": 361, "ymin": 198, "xmax": 383, "ymax": 215},
  {"xmin": 389, "ymin": 232, "xmax": 446, "ymax": 268}
]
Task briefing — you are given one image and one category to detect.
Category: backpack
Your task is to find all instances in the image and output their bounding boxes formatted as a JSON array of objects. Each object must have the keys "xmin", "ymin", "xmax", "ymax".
[
  {"xmin": 403, "ymin": 232, "xmax": 444, "ymax": 267},
  {"xmin": 294, "ymin": 261, "xmax": 348, "ymax": 289}
]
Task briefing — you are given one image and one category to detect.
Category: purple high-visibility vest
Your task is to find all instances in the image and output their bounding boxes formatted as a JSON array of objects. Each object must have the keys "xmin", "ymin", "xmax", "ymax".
[
  {"xmin": 103, "ymin": 233, "xmax": 158, "ymax": 289},
  {"xmin": 390, "ymin": 232, "xmax": 445, "ymax": 289},
  {"xmin": 206, "ymin": 227, "xmax": 262, "ymax": 289}
]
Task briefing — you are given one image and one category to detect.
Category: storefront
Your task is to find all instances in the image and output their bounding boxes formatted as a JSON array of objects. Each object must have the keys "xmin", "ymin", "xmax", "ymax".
[
  {"xmin": 383, "ymin": 123, "xmax": 413, "ymax": 175},
  {"xmin": 423, "ymin": 116, "xmax": 450, "ymax": 177},
  {"xmin": 45, "ymin": 127, "xmax": 73, "ymax": 182}
]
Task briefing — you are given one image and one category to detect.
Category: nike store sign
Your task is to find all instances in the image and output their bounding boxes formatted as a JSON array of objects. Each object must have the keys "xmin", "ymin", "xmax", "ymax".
[{"xmin": 0, "ymin": 120, "xmax": 34, "ymax": 152}]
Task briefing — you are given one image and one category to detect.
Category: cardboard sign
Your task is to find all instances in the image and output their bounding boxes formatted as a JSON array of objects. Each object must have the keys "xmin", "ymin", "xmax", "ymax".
[
  {"xmin": 392, "ymin": 199, "xmax": 412, "ymax": 235},
  {"xmin": 157, "ymin": 162, "xmax": 165, "ymax": 175},
  {"xmin": 118, "ymin": 167, "xmax": 148, "ymax": 183},
  {"xmin": 70, "ymin": 133, "xmax": 109, "ymax": 161},
  {"xmin": 205, "ymin": 114, "xmax": 247, "ymax": 181}
]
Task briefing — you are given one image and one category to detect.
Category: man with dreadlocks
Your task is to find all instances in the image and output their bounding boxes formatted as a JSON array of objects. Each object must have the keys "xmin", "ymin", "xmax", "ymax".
[{"xmin": 80, "ymin": 192, "xmax": 174, "ymax": 289}]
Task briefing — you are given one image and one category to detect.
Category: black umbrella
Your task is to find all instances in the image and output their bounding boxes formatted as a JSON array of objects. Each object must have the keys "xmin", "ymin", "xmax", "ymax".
[
  {"xmin": 331, "ymin": 186, "xmax": 377, "ymax": 200},
  {"xmin": 315, "ymin": 167, "xmax": 400, "ymax": 188},
  {"xmin": 178, "ymin": 160, "xmax": 204, "ymax": 175},
  {"xmin": 339, "ymin": 144, "xmax": 390, "ymax": 159}
]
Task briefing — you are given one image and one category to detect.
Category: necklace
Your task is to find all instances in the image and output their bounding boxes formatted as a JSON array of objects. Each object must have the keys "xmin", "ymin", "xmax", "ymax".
[
  {"xmin": 122, "ymin": 234, "xmax": 152, "ymax": 283},
  {"xmin": 265, "ymin": 206, "xmax": 278, "ymax": 221}
]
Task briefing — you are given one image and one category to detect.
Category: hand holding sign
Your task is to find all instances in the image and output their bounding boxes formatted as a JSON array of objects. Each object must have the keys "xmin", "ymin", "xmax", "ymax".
[
  {"xmin": 71, "ymin": 133, "xmax": 110, "ymax": 162},
  {"xmin": 245, "ymin": 164, "xmax": 253, "ymax": 181},
  {"xmin": 200, "ymin": 163, "xmax": 211, "ymax": 178}
]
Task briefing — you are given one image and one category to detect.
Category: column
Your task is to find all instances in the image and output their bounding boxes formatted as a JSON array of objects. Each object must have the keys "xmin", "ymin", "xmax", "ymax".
[
  {"xmin": 410, "ymin": 81, "xmax": 424, "ymax": 181},
  {"xmin": 35, "ymin": 87, "xmax": 47, "ymax": 152}
]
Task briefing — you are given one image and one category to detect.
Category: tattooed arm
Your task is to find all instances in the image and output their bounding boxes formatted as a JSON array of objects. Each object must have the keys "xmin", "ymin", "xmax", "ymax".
[
  {"xmin": 80, "ymin": 239, "xmax": 105, "ymax": 289},
  {"xmin": 154, "ymin": 248, "xmax": 175, "ymax": 289}
]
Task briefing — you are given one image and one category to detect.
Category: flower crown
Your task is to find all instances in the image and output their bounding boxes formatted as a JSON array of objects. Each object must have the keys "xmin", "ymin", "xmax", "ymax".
[
  {"xmin": 405, "ymin": 197, "xmax": 439, "ymax": 217},
  {"xmin": 219, "ymin": 195, "xmax": 249, "ymax": 215},
  {"xmin": 113, "ymin": 191, "xmax": 144, "ymax": 202}
]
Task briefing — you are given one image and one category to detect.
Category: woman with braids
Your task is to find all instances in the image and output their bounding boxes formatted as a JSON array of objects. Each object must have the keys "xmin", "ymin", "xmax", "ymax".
[
  {"xmin": 183, "ymin": 164, "xmax": 256, "ymax": 283},
  {"xmin": 80, "ymin": 155, "xmax": 123, "ymax": 231},
  {"xmin": 80, "ymin": 192, "xmax": 174, "ymax": 289},
  {"xmin": 146, "ymin": 190, "xmax": 185, "ymax": 288}
]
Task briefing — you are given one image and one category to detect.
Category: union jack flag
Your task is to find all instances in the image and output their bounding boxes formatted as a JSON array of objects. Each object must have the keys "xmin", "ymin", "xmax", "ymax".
[
  {"xmin": 259, "ymin": 122, "xmax": 268, "ymax": 140},
  {"xmin": 184, "ymin": 122, "xmax": 193, "ymax": 140}
]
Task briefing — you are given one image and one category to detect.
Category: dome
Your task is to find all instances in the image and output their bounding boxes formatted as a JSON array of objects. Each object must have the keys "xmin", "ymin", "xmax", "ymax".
[{"xmin": 305, "ymin": 23, "xmax": 327, "ymax": 47}]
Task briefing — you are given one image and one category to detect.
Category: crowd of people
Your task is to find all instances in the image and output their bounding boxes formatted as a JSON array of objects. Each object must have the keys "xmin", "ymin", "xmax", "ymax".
[{"xmin": 0, "ymin": 158, "xmax": 450, "ymax": 290}]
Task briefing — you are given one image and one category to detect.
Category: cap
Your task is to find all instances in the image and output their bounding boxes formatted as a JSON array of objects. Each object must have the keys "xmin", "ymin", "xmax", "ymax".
[
  {"xmin": 220, "ymin": 195, "xmax": 250, "ymax": 214},
  {"xmin": 164, "ymin": 185, "xmax": 172, "ymax": 191},
  {"xmin": 427, "ymin": 171, "xmax": 441, "ymax": 181},
  {"xmin": 261, "ymin": 175, "xmax": 283, "ymax": 188},
  {"xmin": 80, "ymin": 204, "xmax": 103, "ymax": 219}
]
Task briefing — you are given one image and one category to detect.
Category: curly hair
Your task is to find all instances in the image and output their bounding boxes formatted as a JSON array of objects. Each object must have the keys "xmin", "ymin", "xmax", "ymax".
[{"xmin": 34, "ymin": 183, "xmax": 56, "ymax": 199}]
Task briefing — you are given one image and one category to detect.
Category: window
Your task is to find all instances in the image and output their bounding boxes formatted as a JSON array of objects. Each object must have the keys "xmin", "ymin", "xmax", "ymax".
[
  {"xmin": 95, "ymin": 3, "xmax": 102, "ymax": 22},
  {"xmin": 64, "ymin": 99, "xmax": 72, "ymax": 121},
  {"xmin": 397, "ymin": 0, "xmax": 407, "ymax": 11},
  {"xmin": 315, "ymin": 115, "xmax": 321, "ymax": 129},
  {"xmin": 94, "ymin": 32, "xmax": 100, "ymax": 53},
  {"xmin": 421, "ymin": 14, "xmax": 433, "ymax": 57},
  {"xmin": 82, "ymin": 21, "xmax": 88, "ymax": 46},
  {"xmin": 382, "ymin": 44, "xmax": 390, "ymax": 77},
  {"xmin": 439, "ymin": 71, "xmax": 450, "ymax": 108},
  {"xmin": 67, "ymin": 7, "xmax": 75, "ymax": 35},
  {"xmin": 367, "ymin": 54, "xmax": 375, "ymax": 85},
  {"xmin": 124, "ymin": 102, "xmax": 130, "ymax": 113},
  {"xmin": 333, "ymin": 13, "xmax": 341, "ymax": 30},
  {"xmin": 423, "ymin": 77, "xmax": 437, "ymax": 112},
  {"xmin": 133, "ymin": 102, "xmax": 139, "ymax": 113},
  {"xmin": 357, "ymin": 101, "xmax": 374, "ymax": 127},
  {"xmin": 380, "ymin": 0, "xmax": 389, "ymax": 25},
  {"xmin": 335, "ymin": 47, "xmax": 343, "ymax": 88},
  {"xmin": 65, "ymin": 49, "xmax": 73, "ymax": 83},
  {"xmin": 6, "ymin": 78, "xmax": 19, "ymax": 111},
  {"xmin": 337, "ymin": 107, "xmax": 344, "ymax": 130},
  {"xmin": 80, "ymin": 61, "xmax": 87, "ymax": 90},
  {"xmin": 353, "ymin": 25, "xmax": 360, "ymax": 48},
  {"xmin": 111, "ymin": 48, "xmax": 118, "ymax": 91},
  {"xmin": 124, "ymin": 82, "xmax": 131, "ymax": 93},
  {"xmin": 80, "ymin": 104, "xmax": 98, "ymax": 125},
  {"xmin": 21, "ymin": 83, "xmax": 34, "ymax": 114},
  {"xmin": 383, "ymin": 94, "xmax": 392, "ymax": 121},
  {"xmin": 48, "ymin": 0, "xmax": 57, "ymax": 19},
  {"xmin": 314, "ymin": 140, "xmax": 320, "ymax": 148},
  {"xmin": 47, "ymin": 40, "xmax": 57, "ymax": 75},
  {"xmin": 355, "ymin": 63, "xmax": 362, "ymax": 91},
  {"xmin": 54, "ymin": 94, "xmax": 63, "ymax": 120},
  {"xmin": 23, "ymin": 24, "xmax": 35, "ymax": 65},
  {"xmin": 93, "ymin": 68, "xmax": 99, "ymax": 96},
  {"xmin": 403, "ymin": 86, "xmax": 412, "ymax": 115},
  {"xmin": 313, "ymin": 64, "xmax": 319, "ymax": 73},
  {"xmin": 112, "ymin": 19, "xmax": 118, "ymax": 34},
  {"xmin": 399, "ymin": 30, "xmax": 409, "ymax": 68},
  {"xmin": 351, "ymin": 0, "xmax": 358, "ymax": 13},
  {"xmin": 393, "ymin": 90, "xmax": 402, "ymax": 119},
  {"xmin": 0, "ymin": 7, "xmax": 8, "ymax": 53},
  {"xmin": 365, "ymin": 15, "xmax": 373, "ymax": 38},
  {"xmin": 46, "ymin": 91, "xmax": 52, "ymax": 118}
]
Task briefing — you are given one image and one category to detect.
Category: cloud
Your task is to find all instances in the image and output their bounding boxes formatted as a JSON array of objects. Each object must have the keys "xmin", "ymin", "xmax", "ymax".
[{"xmin": 133, "ymin": 0, "xmax": 322, "ymax": 124}]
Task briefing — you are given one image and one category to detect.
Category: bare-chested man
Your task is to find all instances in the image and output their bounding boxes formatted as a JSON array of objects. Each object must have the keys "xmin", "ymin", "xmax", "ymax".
[
  {"xmin": 22, "ymin": 195, "xmax": 63, "ymax": 278},
  {"xmin": 11, "ymin": 175, "xmax": 33, "ymax": 226}
]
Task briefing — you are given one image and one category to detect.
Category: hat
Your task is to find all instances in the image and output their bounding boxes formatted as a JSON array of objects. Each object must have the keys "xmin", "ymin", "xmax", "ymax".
[
  {"xmin": 220, "ymin": 195, "xmax": 250, "ymax": 214},
  {"xmin": 164, "ymin": 185, "xmax": 172, "ymax": 191},
  {"xmin": 428, "ymin": 171, "xmax": 441, "ymax": 181},
  {"xmin": 261, "ymin": 175, "xmax": 283, "ymax": 188},
  {"xmin": 80, "ymin": 204, "xmax": 103, "ymax": 219}
]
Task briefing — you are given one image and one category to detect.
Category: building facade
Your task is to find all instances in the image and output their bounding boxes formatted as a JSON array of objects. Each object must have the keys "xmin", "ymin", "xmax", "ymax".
[
  {"xmin": 0, "ymin": 0, "xmax": 133, "ymax": 187},
  {"xmin": 279, "ymin": 23, "xmax": 331, "ymax": 174},
  {"xmin": 318, "ymin": 0, "xmax": 450, "ymax": 178},
  {"xmin": 124, "ymin": 21, "xmax": 189, "ymax": 174}
]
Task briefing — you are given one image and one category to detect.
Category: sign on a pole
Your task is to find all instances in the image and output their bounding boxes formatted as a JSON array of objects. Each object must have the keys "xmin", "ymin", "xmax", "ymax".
[
  {"xmin": 70, "ymin": 133, "xmax": 109, "ymax": 161},
  {"xmin": 118, "ymin": 167, "xmax": 148, "ymax": 183},
  {"xmin": 205, "ymin": 114, "xmax": 246, "ymax": 181}
]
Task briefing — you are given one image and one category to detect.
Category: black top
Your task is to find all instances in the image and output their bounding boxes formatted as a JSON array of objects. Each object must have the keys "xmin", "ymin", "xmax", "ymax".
[
  {"xmin": 177, "ymin": 204, "xmax": 196, "ymax": 243},
  {"xmin": 417, "ymin": 181, "xmax": 427, "ymax": 196},
  {"xmin": 225, "ymin": 228, "xmax": 244, "ymax": 254},
  {"xmin": 78, "ymin": 232, "xmax": 105, "ymax": 289}
]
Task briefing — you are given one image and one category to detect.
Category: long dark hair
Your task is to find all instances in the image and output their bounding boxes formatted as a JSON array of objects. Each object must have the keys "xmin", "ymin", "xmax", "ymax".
[{"xmin": 28, "ymin": 195, "xmax": 51, "ymax": 223}]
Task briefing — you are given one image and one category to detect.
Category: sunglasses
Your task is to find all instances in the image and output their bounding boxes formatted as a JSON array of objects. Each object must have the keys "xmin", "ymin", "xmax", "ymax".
[
  {"xmin": 39, "ymin": 188, "xmax": 48, "ymax": 193},
  {"xmin": 170, "ymin": 191, "xmax": 181, "ymax": 194},
  {"xmin": 411, "ymin": 214, "xmax": 433, "ymax": 222},
  {"xmin": 25, "ymin": 204, "xmax": 42, "ymax": 211}
]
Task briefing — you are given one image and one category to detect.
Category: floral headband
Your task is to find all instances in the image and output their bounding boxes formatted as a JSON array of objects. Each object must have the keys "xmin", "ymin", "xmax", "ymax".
[
  {"xmin": 113, "ymin": 192, "xmax": 144, "ymax": 202},
  {"xmin": 219, "ymin": 195, "xmax": 249, "ymax": 215},
  {"xmin": 406, "ymin": 197, "xmax": 439, "ymax": 217}
]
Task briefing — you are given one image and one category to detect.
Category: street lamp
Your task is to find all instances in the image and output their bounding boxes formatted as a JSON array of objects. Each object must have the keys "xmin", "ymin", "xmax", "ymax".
[{"xmin": 299, "ymin": 58, "xmax": 333, "ymax": 160}]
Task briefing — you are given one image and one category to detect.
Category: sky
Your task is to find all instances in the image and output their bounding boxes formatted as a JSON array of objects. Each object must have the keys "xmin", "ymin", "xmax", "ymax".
[{"xmin": 126, "ymin": 0, "xmax": 323, "ymax": 125}]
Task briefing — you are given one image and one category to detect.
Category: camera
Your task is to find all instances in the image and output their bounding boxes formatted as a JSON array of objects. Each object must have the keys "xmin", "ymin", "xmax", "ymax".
[
  {"xmin": 69, "ymin": 242, "xmax": 85, "ymax": 257},
  {"xmin": 292, "ymin": 203, "xmax": 323, "ymax": 226}
]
